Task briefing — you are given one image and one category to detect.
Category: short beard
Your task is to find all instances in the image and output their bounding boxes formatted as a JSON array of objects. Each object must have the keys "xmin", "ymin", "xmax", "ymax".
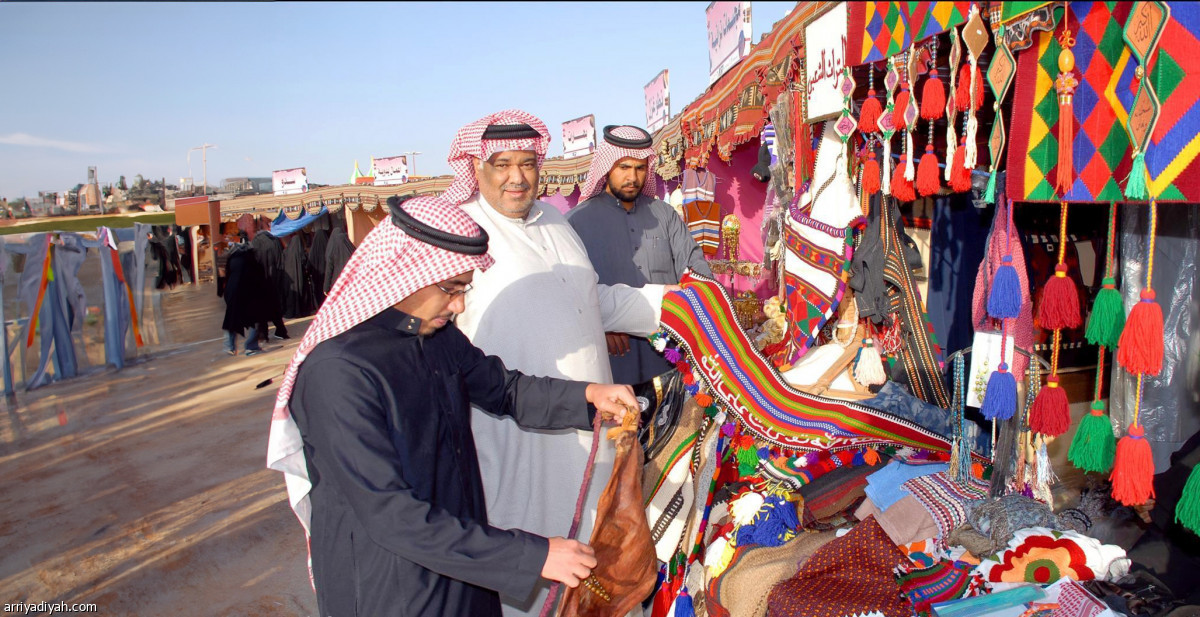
[
  {"xmin": 607, "ymin": 177, "xmax": 641, "ymax": 202},
  {"xmin": 490, "ymin": 183, "xmax": 534, "ymax": 217}
]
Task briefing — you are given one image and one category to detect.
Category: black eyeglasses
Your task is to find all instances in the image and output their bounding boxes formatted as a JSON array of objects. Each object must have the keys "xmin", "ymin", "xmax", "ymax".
[{"xmin": 435, "ymin": 283, "xmax": 472, "ymax": 297}]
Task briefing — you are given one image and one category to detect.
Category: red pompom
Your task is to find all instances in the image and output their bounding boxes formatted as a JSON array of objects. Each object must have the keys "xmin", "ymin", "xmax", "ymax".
[
  {"xmin": 1029, "ymin": 376, "xmax": 1071, "ymax": 437},
  {"xmin": 859, "ymin": 90, "xmax": 883, "ymax": 133},
  {"xmin": 891, "ymin": 155, "xmax": 916, "ymax": 202},
  {"xmin": 920, "ymin": 74, "xmax": 946, "ymax": 120},
  {"xmin": 950, "ymin": 138, "xmax": 972, "ymax": 193},
  {"xmin": 1111, "ymin": 424, "xmax": 1157, "ymax": 506},
  {"xmin": 956, "ymin": 64, "xmax": 984, "ymax": 111},
  {"xmin": 1117, "ymin": 289, "xmax": 1165, "ymax": 375},
  {"xmin": 862, "ymin": 151, "xmax": 881, "ymax": 195},
  {"xmin": 1038, "ymin": 263, "xmax": 1082, "ymax": 330},
  {"xmin": 916, "ymin": 145, "xmax": 941, "ymax": 197},
  {"xmin": 893, "ymin": 85, "xmax": 911, "ymax": 131}
]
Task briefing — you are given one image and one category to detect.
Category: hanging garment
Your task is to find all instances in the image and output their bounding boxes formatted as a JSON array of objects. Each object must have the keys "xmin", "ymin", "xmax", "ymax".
[
  {"xmin": 681, "ymin": 168, "xmax": 716, "ymax": 204},
  {"xmin": 323, "ymin": 227, "xmax": 355, "ymax": 294},
  {"xmin": 307, "ymin": 228, "xmax": 329, "ymax": 306},
  {"xmin": 783, "ymin": 122, "xmax": 864, "ymax": 361},
  {"xmin": 684, "ymin": 200, "xmax": 722, "ymax": 257},
  {"xmin": 281, "ymin": 236, "xmax": 314, "ymax": 318}
]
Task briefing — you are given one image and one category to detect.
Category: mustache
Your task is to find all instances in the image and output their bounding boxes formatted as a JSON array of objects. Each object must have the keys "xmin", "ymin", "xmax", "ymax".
[{"xmin": 502, "ymin": 183, "xmax": 530, "ymax": 191}]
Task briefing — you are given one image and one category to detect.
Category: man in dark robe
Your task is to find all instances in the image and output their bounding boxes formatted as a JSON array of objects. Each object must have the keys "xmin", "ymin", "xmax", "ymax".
[
  {"xmin": 568, "ymin": 125, "xmax": 710, "ymax": 384},
  {"xmin": 251, "ymin": 230, "xmax": 289, "ymax": 340},
  {"xmin": 323, "ymin": 226, "xmax": 355, "ymax": 294},
  {"xmin": 220, "ymin": 239, "xmax": 267, "ymax": 355},
  {"xmin": 267, "ymin": 195, "xmax": 635, "ymax": 616}
]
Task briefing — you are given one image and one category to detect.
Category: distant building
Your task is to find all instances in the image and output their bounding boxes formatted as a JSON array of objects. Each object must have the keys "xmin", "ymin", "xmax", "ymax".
[{"xmin": 221, "ymin": 177, "xmax": 273, "ymax": 195}]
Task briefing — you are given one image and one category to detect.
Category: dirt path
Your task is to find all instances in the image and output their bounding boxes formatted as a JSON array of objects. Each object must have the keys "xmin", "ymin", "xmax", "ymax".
[{"xmin": 0, "ymin": 283, "xmax": 318, "ymax": 616}]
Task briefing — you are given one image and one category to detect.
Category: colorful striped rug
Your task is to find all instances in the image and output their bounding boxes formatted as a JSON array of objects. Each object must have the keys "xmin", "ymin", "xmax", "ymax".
[{"xmin": 661, "ymin": 273, "xmax": 960, "ymax": 455}]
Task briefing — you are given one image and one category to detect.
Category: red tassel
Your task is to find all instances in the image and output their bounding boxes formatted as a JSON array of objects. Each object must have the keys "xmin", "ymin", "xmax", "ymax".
[
  {"xmin": 920, "ymin": 74, "xmax": 946, "ymax": 120},
  {"xmin": 1111, "ymin": 424, "xmax": 1157, "ymax": 506},
  {"xmin": 862, "ymin": 151, "xmax": 881, "ymax": 195},
  {"xmin": 1029, "ymin": 375, "xmax": 1071, "ymax": 437},
  {"xmin": 893, "ymin": 85, "xmax": 911, "ymax": 131},
  {"xmin": 859, "ymin": 90, "xmax": 883, "ymax": 133},
  {"xmin": 955, "ymin": 64, "xmax": 984, "ymax": 111},
  {"xmin": 916, "ymin": 145, "xmax": 941, "ymax": 197},
  {"xmin": 1037, "ymin": 264, "xmax": 1082, "ymax": 330},
  {"xmin": 1056, "ymin": 96, "xmax": 1075, "ymax": 195},
  {"xmin": 1117, "ymin": 289, "xmax": 1165, "ymax": 375},
  {"xmin": 950, "ymin": 138, "xmax": 972, "ymax": 193},
  {"xmin": 891, "ymin": 155, "xmax": 915, "ymax": 202}
]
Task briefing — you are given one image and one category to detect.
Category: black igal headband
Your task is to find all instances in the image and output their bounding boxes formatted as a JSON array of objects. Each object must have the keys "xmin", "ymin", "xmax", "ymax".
[
  {"xmin": 387, "ymin": 195, "xmax": 489, "ymax": 255},
  {"xmin": 481, "ymin": 123, "xmax": 543, "ymax": 140},
  {"xmin": 603, "ymin": 125, "xmax": 653, "ymax": 149}
]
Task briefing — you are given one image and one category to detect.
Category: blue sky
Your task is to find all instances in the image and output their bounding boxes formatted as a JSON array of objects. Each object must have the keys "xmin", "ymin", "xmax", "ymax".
[{"xmin": 0, "ymin": 2, "xmax": 795, "ymax": 199}]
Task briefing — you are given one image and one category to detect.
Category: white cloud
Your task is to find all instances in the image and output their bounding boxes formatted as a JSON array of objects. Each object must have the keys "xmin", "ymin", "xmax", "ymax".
[{"xmin": 0, "ymin": 132, "xmax": 109, "ymax": 153}]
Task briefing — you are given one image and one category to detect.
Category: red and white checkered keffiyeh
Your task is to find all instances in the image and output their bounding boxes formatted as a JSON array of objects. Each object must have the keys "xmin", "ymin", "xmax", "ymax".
[
  {"xmin": 578, "ymin": 125, "xmax": 658, "ymax": 202},
  {"xmin": 443, "ymin": 109, "xmax": 551, "ymax": 205},
  {"xmin": 266, "ymin": 196, "xmax": 493, "ymax": 534}
]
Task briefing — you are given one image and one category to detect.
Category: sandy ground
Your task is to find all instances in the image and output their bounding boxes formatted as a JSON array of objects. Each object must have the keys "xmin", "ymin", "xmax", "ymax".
[{"xmin": 0, "ymin": 283, "xmax": 319, "ymax": 616}]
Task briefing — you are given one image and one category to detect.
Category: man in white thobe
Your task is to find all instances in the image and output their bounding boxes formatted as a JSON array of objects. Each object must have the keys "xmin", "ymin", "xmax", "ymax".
[{"xmin": 443, "ymin": 110, "xmax": 666, "ymax": 615}]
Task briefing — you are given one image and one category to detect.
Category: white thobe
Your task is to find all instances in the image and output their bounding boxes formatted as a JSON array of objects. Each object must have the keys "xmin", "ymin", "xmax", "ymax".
[{"xmin": 456, "ymin": 194, "xmax": 663, "ymax": 615}]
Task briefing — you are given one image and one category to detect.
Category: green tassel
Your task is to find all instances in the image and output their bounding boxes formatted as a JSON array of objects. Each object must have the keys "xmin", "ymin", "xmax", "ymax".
[
  {"xmin": 1125, "ymin": 151, "xmax": 1149, "ymax": 200},
  {"xmin": 1085, "ymin": 278, "xmax": 1126, "ymax": 348},
  {"xmin": 1068, "ymin": 401, "xmax": 1117, "ymax": 474},
  {"xmin": 984, "ymin": 170, "xmax": 998, "ymax": 204},
  {"xmin": 737, "ymin": 446, "xmax": 760, "ymax": 477},
  {"xmin": 1175, "ymin": 465, "xmax": 1200, "ymax": 535}
]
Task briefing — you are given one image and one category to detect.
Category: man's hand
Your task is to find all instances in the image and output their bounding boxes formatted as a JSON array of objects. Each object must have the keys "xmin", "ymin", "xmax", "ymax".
[
  {"xmin": 541, "ymin": 537, "xmax": 596, "ymax": 587},
  {"xmin": 585, "ymin": 383, "xmax": 639, "ymax": 424},
  {"xmin": 605, "ymin": 332, "xmax": 630, "ymax": 356}
]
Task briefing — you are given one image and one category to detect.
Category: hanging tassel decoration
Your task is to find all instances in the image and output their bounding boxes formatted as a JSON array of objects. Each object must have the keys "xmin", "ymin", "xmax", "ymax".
[
  {"xmin": 988, "ymin": 257, "xmax": 1022, "ymax": 319},
  {"xmin": 920, "ymin": 68, "xmax": 945, "ymax": 120},
  {"xmin": 1029, "ymin": 373, "xmax": 1070, "ymax": 437},
  {"xmin": 860, "ymin": 65, "xmax": 882, "ymax": 133},
  {"xmin": 1111, "ymin": 414, "xmax": 1156, "ymax": 506},
  {"xmin": 1038, "ymin": 203, "xmax": 1082, "ymax": 330},
  {"xmin": 892, "ymin": 154, "xmax": 916, "ymax": 202},
  {"xmin": 893, "ymin": 83, "xmax": 911, "ymax": 131},
  {"xmin": 917, "ymin": 144, "xmax": 941, "ymax": 197},
  {"xmin": 981, "ymin": 362, "xmax": 1017, "ymax": 421},
  {"xmin": 951, "ymin": 136, "xmax": 972, "ymax": 193},
  {"xmin": 1086, "ymin": 204, "xmax": 1124, "ymax": 347},
  {"xmin": 862, "ymin": 151, "xmax": 881, "ymax": 195},
  {"xmin": 1125, "ymin": 151, "xmax": 1149, "ymax": 200},
  {"xmin": 671, "ymin": 586, "xmax": 695, "ymax": 617},
  {"xmin": 1117, "ymin": 202, "xmax": 1164, "ymax": 376},
  {"xmin": 956, "ymin": 63, "xmax": 985, "ymax": 111},
  {"xmin": 1070, "ymin": 401, "xmax": 1117, "ymax": 474},
  {"xmin": 853, "ymin": 337, "xmax": 887, "ymax": 385},
  {"xmin": 1175, "ymin": 466, "xmax": 1200, "ymax": 535},
  {"xmin": 1055, "ymin": 22, "xmax": 1078, "ymax": 196}
]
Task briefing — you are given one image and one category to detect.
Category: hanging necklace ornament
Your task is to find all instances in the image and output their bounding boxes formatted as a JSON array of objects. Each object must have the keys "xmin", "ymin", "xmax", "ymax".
[
  {"xmin": 1121, "ymin": 0, "xmax": 1168, "ymax": 200},
  {"xmin": 835, "ymin": 66, "xmax": 858, "ymax": 162},
  {"xmin": 916, "ymin": 40, "xmax": 941, "ymax": 198},
  {"xmin": 945, "ymin": 26, "xmax": 962, "ymax": 183},
  {"xmin": 880, "ymin": 56, "xmax": 900, "ymax": 195},
  {"xmin": 905, "ymin": 45, "xmax": 920, "ymax": 183},
  {"xmin": 721, "ymin": 213, "xmax": 742, "ymax": 262},
  {"xmin": 985, "ymin": 19, "xmax": 1016, "ymax": 203},
  {"xmin": 1054, "ymin": 8, "xmax": 1079, "ymax": 196}
]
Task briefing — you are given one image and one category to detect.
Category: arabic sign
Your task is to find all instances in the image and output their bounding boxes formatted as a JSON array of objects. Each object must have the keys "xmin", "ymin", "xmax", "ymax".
[
  {"xmin": 803, "ymin": 1, "xmax": 848, "ymax": 122},
  {"xmin": 561, "ymin": 115, "xmax": 596, "ymax": 159},
  {"xmin": 707, "ymin": 1, "xmax": 752, "ymax": 85},
  {"xmin": 644, "ymin": 70, "xmax": 671, "ymax": 134},
  {"xmin": 272, "ymin": 168, "xmax": 308, "ymax": 196},
  {"xmin": 373, "ymin": 155, "xmax": 409, "ymax": 186}
]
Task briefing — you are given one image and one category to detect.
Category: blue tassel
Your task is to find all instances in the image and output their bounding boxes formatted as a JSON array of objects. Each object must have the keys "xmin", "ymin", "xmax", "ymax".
[
  {"xmin": 673, "ymin": 586, "xmax": 695, "ymax": 617},
  {"xmin": 987, "ymin": 256, "xmax": 1022, "ymax": 319},
  {"xmin": 737, "ymin": 495, "xmax": 800, "ymax": 548},
  {"xmin": 981, "ymin": 364, "xmax": 1018, "ymax": 421}
]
